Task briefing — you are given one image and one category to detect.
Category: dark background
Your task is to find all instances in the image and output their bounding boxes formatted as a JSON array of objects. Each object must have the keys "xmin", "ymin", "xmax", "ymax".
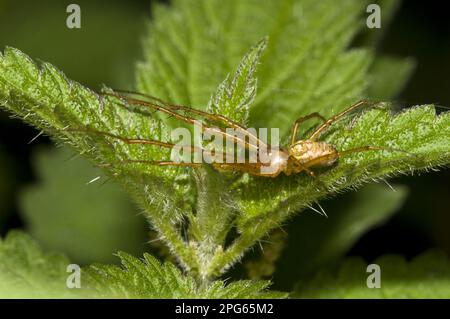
[
  {"xmin": 349, "ymin": 0, "xmax": 450, "ymax": 259},
  {"xmin": 0, "ymin": 0, "xmax": 448, "ymax": 286}
]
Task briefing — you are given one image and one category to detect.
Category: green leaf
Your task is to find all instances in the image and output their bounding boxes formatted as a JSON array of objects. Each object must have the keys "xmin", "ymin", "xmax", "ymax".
[
  {"xmin": 228, "ymin": 105, "xmax": 449, "ymax": 273},
  {"xmin": 275, "ymin": 183, "xmax": 408, "ymax": 287},
  {"xmin": 206, "ymin": 38, "xmax": 267, "ymax": 125},
  {"xmin": 292, "ymin": 250, "xmax": 450, "ymax": 298},
  {"xmin": 0, "ymin": 230, "xmax": 75, "ymax": 298},
  {"xmin": 19, "ymin": 146, "xmax": 147, "ymax": 264},
  {"xmin": 0, "ymin": 1, "xmax": 145, "ymax": 88},
  {"xmin": 237, "ymin": 105, "xmax": 448, "ymax": 222},
  {"xmin": 1, "ymin": 0, "xmax": 449, "ymax": 282},
  {"xmin": 368, "ymin": 56, "xmax": 416, "ymax": 100},
  {"xmin": 0, "ymin": 231, "xmax": 285, "ymax": 298},
  {"xmin": 190, "ymin": 166, "xmax": 236, "ymax": 244},
  {"xmin": 357, "ymin": 0, "xmax": 401, "ymax": 47},
  {"xmin": 244, "ymin": 229, "xmax": 287, "ymax": 280},
  {"xmin": 0, "ymin": 46, "xmax": 197, "ymax": 272},
  {"xmin": 137, "ymin": 0, "xmax": 372, "ymax": 137},
  {"xmin": 85, "ymin": 251, "xmax": 287, "ymax": 299},
  {"xmin": 359, "ymin": 1, "xmax": 413, "ymax": 101}
]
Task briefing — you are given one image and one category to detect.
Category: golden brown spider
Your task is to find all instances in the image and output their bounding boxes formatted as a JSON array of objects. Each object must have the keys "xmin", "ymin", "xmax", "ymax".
[{"xmin": 70, "ymin": 91, "xmax": 401, "ymax": 178}]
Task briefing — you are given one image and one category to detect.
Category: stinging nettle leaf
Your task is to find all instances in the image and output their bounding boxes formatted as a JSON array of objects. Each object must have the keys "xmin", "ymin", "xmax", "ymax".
[
  {"xmin": 0, "ymin": 231, "xmax": 81, "ymax": 298},
  {"xmin": 19, "ymin": 146, "xmax": 148, "ymax": 264},
  {"xmin": 367, "ymin": 55, "xmax": 416, "ymax": 100},
  {"xmin": 0, "ymin": 230, "xmax": 286, "ymax": 298},
  {"xmin": 206, "ymin": 37, "xmax": 267, "ymax": 125},
  {"xmin": 292, "ymin": 250, "xmax": 450, "ymax": 298},
  {"xmin": 84, "ymin": 251, "xmax": 287, "ymax": 299},
  {"xmin": 0, "ymin": 46, "xmax": 197, "ymax": 271},
  {"xmin": 274, "ymin": 183, "xmax": 408, "ymax": 288},
  {"xmin": 1, "ymin": 0, "xmax": 449, "ymax": 285}
]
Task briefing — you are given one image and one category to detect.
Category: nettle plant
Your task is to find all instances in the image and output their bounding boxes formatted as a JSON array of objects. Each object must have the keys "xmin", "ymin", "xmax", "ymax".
[{"xmin": 0, "ymin": 0, "xmax": 449, "ymax": 298}]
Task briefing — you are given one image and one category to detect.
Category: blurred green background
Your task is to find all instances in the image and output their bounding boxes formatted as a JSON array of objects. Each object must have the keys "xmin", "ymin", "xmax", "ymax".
[{"xmin": 0, "ymin": 0, "xmax": 448, "ymax": 289}]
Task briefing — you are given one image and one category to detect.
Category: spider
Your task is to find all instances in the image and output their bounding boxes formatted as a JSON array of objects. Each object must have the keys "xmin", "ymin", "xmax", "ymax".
[{"xmin": 69, "ymin": 91, "xmax": 404, "ymax": 179}]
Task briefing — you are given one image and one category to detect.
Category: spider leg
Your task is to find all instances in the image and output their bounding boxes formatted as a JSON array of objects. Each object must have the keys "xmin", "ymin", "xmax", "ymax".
[
  {"xmin": 290, "ymin": 112, "xmax": 326, "ymax": 145},
  {"xmin": 98, "ymin": 156, "xmax": 275, "ymax": 175},
  {"xmin": 108, "ymin": 89, "xmax": 267, "ymax": 148},
  {"xmin": 302, "ymin": 145, "xmax": 412, "ymax": 169},
  {"xmin": 66, "ymin": 128, "xmax": 177, "ymax": 148},
  {"xmin": 214, "ymin": 157, "xmax": 321, "ymax": 179},
  {"xmin": 297, "ymin": 163, "xmax": 317, "ymax": 179},
  {"xmin": 308, "ymin": 100, "xmax": 371, "ymax": 141},
  {"xmin": 98, "ymin": 160, "xmax": 203, "ymax": 168},
  {"xmin": 102, "ymin": 92, "xmax": 265, "ymax": 151},
  {"xmin": 338, "ymin": 145, "xmax": 397, "ymax": 157},
  {"xmin": 288, "ymin": 159, "xmax": 329, "ymax": 189},
  {"xmin": 66, "ymin": 128, "xmax": 238, "ymax": 163},
  {"xmin": 101, "ymin": 160, "xmax": 270, "ymax": 177},
  {"xmin": 337, "ymin": 145, "xmax": 416, "ymax": 159}
]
